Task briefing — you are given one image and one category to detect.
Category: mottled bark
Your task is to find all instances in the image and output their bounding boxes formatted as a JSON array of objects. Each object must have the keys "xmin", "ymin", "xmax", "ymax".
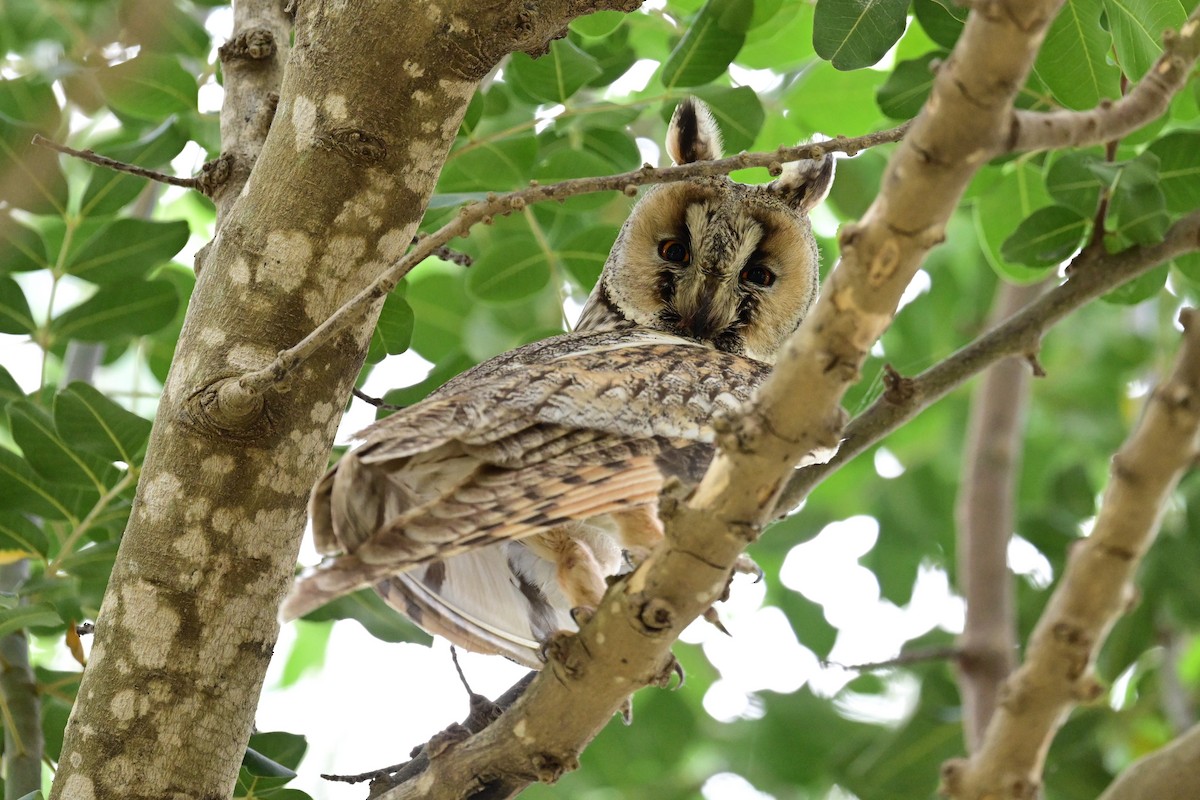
[
  {"xmin": 48, "ymin": 2, "xmax": 635, "ymax": 799},
  {"xmin": 1097, "ymin": 722, "xmax": 1200, "ymax": 800},
  {"xmin": 0, "ymin": 562, "xmax": 41, "ymax": 800}
]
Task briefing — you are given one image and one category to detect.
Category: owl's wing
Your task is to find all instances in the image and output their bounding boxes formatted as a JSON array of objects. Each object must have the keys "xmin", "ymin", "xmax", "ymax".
[{"xmin": 281, "ymin": 439, "xmax": 665, "ymax": 622}]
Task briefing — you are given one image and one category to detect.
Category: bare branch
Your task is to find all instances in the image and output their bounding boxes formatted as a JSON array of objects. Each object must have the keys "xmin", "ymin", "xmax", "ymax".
[
  {"xmin": 825, "ymin": 646, "xmax": 963, "ymax": 672},
  {"xmin": 208, "ymin": 122, "xmax": 909, "ymax": 422},
  {"xmin": 775, "ymin": 210, "xmax": 1200, "ymax": 513},
  {"xmin": 955, "ymin": 280, "xmax": 1046, "ymax": 752},
  {"xmin": 1009, "ymin": 8, "xmax": 1200, "ymax": 152},
  {"xmin": 941, "ymin": 308, "xmax": 1200, "ymax": 799},
  {"xmin": 30, "ymin": 134, "xmax": 202, "ymax": 189}
]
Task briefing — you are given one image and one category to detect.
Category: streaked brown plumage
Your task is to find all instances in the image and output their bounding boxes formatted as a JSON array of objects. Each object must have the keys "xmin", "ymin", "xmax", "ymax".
[{"xmin": 280, "ymin": 98, "xmax": 835, "ymax": 667}]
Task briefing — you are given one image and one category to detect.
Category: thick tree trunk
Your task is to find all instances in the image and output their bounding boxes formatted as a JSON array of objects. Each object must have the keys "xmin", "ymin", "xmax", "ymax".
[{"xmin": 49, "ymin": 2, "xmax": 632, "ymax": 797}]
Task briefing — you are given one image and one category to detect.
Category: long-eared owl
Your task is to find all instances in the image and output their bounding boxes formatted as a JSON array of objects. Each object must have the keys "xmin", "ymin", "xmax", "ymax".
[{"xmin": 280, "ymin": 98, "xmax": 835, "ymax": 668}]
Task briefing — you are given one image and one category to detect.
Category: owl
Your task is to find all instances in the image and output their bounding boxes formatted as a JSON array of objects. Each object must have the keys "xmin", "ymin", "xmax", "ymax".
[{"xmin": 280, "ymin": 99, "xmax": 835, "ymax": 668}]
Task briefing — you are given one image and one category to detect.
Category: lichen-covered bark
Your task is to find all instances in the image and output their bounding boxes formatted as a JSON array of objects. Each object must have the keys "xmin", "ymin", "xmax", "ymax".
[{"xmin": 49, "ymin": 2, "xmax": 634, "ymax": 798}]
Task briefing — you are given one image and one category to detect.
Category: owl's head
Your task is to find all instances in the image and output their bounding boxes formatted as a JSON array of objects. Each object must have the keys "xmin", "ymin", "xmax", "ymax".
[{"xmin": 577, "ymin": 98, "xmax": 835, "ymax": 364}]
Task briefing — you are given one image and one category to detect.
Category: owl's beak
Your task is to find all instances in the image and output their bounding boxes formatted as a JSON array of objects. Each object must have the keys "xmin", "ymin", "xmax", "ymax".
[{"xmin": 677, "ymin": 305, "xmax": 724, "ymax": 340}]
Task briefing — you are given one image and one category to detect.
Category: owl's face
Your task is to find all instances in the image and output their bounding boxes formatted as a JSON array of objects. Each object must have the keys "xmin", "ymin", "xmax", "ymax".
[{"xmin": 578, "ymin": 99, "xmax": 835, "ymax": 364}]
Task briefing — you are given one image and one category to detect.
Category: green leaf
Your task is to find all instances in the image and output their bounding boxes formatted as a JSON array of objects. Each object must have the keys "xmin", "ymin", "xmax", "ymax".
[
  {"xmin": 813, "ymin": 0, "xmax": 909, "ymax": 71},
  {"xmin": 0, "ymin": 76, "xmax": 60, "ymax": 130},
  {"xmin": 96, "ymin": 54, "xmax": 198, "ymax": 121},
  {"xmin": 9, "ymin": 400, "xmax": 111, "ymax": 489},
  {"xmin": 1146, "ymin": 130, "xmax": 1200, "ymax": 213},
  {"xmin": 366, "ymin": 291, "xmax": 414, "ymax": 364},
  {"xmin": 973, "ymin": 160, "xmax": 1056, "ymax": 282},
  {"xmin": 80, "ymin": 122, "xmax": 189, "ymax": 217},
  {"xmin": 119, "ymin": 0, "xmax": 212, "ymax": 57},
  {"xmin": 690, "ymin": 85, "xmax": 765, "ymax": 153},
  {"xmin": 278, "ymin": 620, "xmax": 331, "ymax": 688},
  {"xmin": 300, "ymin": 588, "xmax": 433, "ymax": 645},
  {"xmin": 407, "ymin": 267, "xmax": 472, "ymax": 363},
  {"xmin": 0, "ymin": 366, "xmax": 24, "ymax": 407},
  {"xmin": 0, "ymin": 219, "xmax": 49, "ymax": 274},
  {"xmin": 1044, "ymin": 151, "xmax": 1105, "ymax": 216},
  {"xmin": 787, "ymin": 61, "xmax": 886, "ymax": 135},
  {"xmin": 912, "ymin": 0, "xmax": 966, "ymax": 50},
  {"xmin": 64, "ymin": 219, "xmax": 190, "ymax": 284},
  {"xmin": 1102, "ymin": 262, "xmax": 1168, "ymax": 304},
  {"xmin": 248, "ymin": 731, "xmax": 307, "ymax": 772},
  {"xmin": 0, "ymin": 118, "xmax": 68, "ymax": 214},
  {"xmin": 0, "ymin": 603, "xmax": 62, "ymax": 638},
  {"xmin": 1105, "ymin": 153, "xmax": 1169, "ymax": 244},
  {"xmin": 466, "ymin": 231, "xmax": 552, "ymax": 304},
  {"xmin": 557, "ymin": 224, "xmax": 620, "ymax": 290},
  {"xmin": 571, "ymin": 10, "xmax": 626, "ymax": 38},
  {"xmin": 0, "ymin": 448, "xmax": 79, "ymax": 521},
  {"xmin": 507, "ymin": 39, "xmax": 603, "ymax": 104},
  {"xmin": 876, "ymin": 52, "xmax": 943, "ymax": 120},
  {"xmin": 662, "ymin": 0, "xmax": 753, "ymax": 87},
  {"xmin": 1032, "ymin": 0, "xmax": 1120, "ymax": 110},
  {"xmin": 1001, "ymin": 206, "xmax": 1089, "ymax": 267},
  {"xmin": 0, "ymin": 276, "xmax": 36, "ymax": 335},
  {"xmin": 439, "ymin": 137, "xmax": 537, "ymax": 192},
  {"xmin": 0, "ymin": 513, "xmax": 49, "ymax": 560},
  {"xmin": 49, "ymin": 279, "xmax": 179, "ymax": 343},
  {"xmin": 1102, "ymin": 0, "xmax": 1185, "ymax": 80},
  {"xmin": 55, "ymin": 383, "xmax": 153, "ymax": 465}
]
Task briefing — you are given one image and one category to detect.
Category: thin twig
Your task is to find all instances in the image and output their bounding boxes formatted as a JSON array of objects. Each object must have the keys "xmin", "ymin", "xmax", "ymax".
[
  {"xmin": 212, "ymin": 122, "xmax": 910, "ymax": 414},
  {"xmin": 31, "ymin": 134, "xmax": 201, "ymax": 189},
  {"xmin": 823, "ymin": 646, "xmax": 962, "ymax": 672},
  {"xmin": 352, "ymin": 388, "xmax": 404, "ymax": 411}
]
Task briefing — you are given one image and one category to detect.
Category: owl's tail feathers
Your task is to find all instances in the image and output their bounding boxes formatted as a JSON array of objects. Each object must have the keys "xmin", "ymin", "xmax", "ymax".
[{"xmin": 278, "ymin": 555, "xmax": 390, "ymax": 622}]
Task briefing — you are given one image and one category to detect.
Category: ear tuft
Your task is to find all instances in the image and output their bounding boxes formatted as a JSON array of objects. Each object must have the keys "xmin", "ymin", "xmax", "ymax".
[
  {"xmin": 666, "ymin": 98, "xmax": 723, "ymax": 165},
  {"xmin": 769, "ymin": 140, "xmax": 835, "ymax": 213}
]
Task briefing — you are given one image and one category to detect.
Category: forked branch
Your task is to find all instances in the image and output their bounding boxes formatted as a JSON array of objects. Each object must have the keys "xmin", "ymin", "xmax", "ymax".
[{"xmin": 941, "ymin": 308, "xmax": 1200, "ymax": 799}]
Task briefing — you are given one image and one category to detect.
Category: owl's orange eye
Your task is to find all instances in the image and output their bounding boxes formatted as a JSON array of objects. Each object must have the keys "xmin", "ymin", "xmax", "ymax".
[
  {"xmin": 740, "ymin": 265, "xmax": 776, "ymax": 287},
  {"xmin": 658, "ymin": 239, "xmax": 690, "ymax": 264}
]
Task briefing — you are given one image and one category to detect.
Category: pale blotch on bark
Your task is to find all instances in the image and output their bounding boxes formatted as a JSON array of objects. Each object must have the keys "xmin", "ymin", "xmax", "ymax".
[
  {"xmin": 260, "ymin": 231, "xmax": 313, "ymax": 292},
  {"xmin": 173, "ymin": 529, "xmax": 211, "ymax": 563},
  {"xmin": 267, "ymin": 420, "xmax": 343, "ymax": 495},
  {"xmin": 138, "ymin": 472, "xmax": 183, "ymax": 523},
  {"xmin": 324, "ymin": 94, "xmax": 349, "ymax": 120},
  {"xmin": 200, "ymin": 326, "xmax": 229, "ymax": 347},
  {"xmin": 292, "ymin": 95, "xmax": 318, "ymax": 150},
  {"xmin": 230, "ymin": 257, "xmax": 252, "ymax": 284},
  {"xmin": 378, "ymin": 228, "xmax": 408, "ymax": 260},
  {"xmin": 413, "ymin": 89, "xmax": 432, "ymax": 104},
  {"xmin": 201, "ymin": 453, "xmax": 236, "ymax": 475},
  {"xmin": 120, "ymin": 582, "xmax": 181, "ymax": 670},
  {"xmin": 61, "ymin": 774, "xmax": 95, "ymax": 800},
  {"xmin": 333, "ymin": 173, "xmax": 396, "ymax": 228},
  {"xmin": 109, "ymin": 688, "xmax": 146, "ymax": 723},
  {"xmin": 226, "ymin": 342, "xmax": 277, "ymax": 371},
  {"xmin": 402, "ymin": 59, "xmax": 425, "ymax": 77}
]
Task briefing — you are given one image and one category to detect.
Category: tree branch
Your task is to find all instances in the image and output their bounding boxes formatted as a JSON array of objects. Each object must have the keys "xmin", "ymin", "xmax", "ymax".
[
  {"xmin": 208, "ymin": 0, "xmax": 291, "ymax": 220},
  {"xmin": 955, "ymin": 280, "xmax": 1045, "ymax": 753},
  {"xmin": 209, "ymin": 122, "xmax": 909, "ymax": 422},
  {"xmin": 775, "ymin": 209, "xmax": 1200, "ymax": 513},
  {"xmin": 374, "ymin": 0, "xmax": 1070, "ymax": 795},
  {"xmin": 30, "ymin": 133, "xmax": 202, "ymax": 188},
  {"xmin": 1097, "ymin": 721, "xmax": 1200, "ymax": 800},
  {"xmin": 1009, "ymin": 8, "xmax": 1200, "ymax": 152},
  {"xmin": 941, "ymin": 308, "xmax": 1200, "ymax": 799}
]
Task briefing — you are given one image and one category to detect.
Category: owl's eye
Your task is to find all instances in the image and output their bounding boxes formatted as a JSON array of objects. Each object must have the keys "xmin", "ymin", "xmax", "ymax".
[
  {"xmin": 658, "ymin": 239, "xmax": 690, "ymax": 264},
  {"xmin": 740, "ymin": 265, "xmax": 776, "ymax": 287}
]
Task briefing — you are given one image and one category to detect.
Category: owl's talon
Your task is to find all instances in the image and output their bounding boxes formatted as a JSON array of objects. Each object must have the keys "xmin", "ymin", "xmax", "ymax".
[
  {"xmin": 734, "ymin": 554, "xmax": 764, "ymax": 582},
  {"xmin": 702, "ymin": 606, "xmax": 731, "ymax": 636},
  {"xmin": 425, "ymin": 722, "xmax": 471, "ymax": 759},
  {"xmin": 648, "ymin": 654, "xmax": 685, "ymax": 689},
  {"xmin": 569, "ymin": 605, "xmax": 595, "ymax": 626}
]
